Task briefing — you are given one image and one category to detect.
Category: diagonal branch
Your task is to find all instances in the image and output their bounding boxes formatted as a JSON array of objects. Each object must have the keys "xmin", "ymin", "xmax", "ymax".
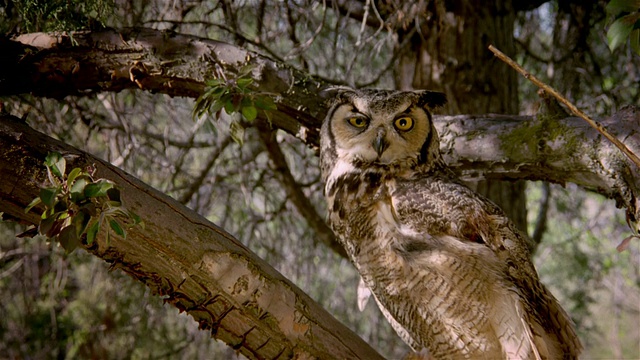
[{"xmin": 0, "ymin": 114, "xmax": 383, "ymax": 359}]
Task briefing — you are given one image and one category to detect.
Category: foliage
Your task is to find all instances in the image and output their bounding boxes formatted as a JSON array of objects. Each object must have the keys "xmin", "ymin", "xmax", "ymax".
[
  {"xmin": 3, "ymin": 0, "xmax": 113, "ymax": 33},
  {"xmin": 606, "ymin": 0, "xmax": 640, "ymax": 55},
  {"xmin": 193, "ymin": 65, "xmax": 277, "ymax": 145},
  {"xmin": 25, "ymin": 152, "xmax": 142, "ymax": 252}
]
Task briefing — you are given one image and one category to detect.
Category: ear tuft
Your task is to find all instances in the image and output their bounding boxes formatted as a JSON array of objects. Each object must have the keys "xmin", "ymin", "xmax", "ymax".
[
  {"xmin": 320, "ymin": 86, "xmax": 357, "ymax": 108},
  {"xmin": 416, "ymin": 91, "xmax": 447, "ymax": 109}
]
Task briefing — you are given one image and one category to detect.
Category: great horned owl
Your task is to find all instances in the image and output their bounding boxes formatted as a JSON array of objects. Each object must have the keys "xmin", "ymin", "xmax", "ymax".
[{"xmin": 319, "ymin": 88, "xmax": 582, "ymax": 359}]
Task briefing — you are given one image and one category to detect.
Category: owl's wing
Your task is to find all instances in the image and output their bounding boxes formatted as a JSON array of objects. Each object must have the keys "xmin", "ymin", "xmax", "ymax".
[
  {"xmin": 390, "ymin": 176, "xmax": 539, "ymax": 282},
  {"xmin": 390, "ymin": 177, "xmax": 582, "ymax": 358},
  {"xmin": 357, "ymin": 276, "xmax": 423, "ymax": 350},
  {"xmin": 369, "ymin": 283, "xmax": 422, "ymax": 351}
]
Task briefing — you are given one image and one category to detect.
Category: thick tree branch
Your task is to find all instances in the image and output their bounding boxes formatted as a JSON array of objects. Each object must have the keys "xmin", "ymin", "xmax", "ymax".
[
  {"xmin": 2, "ymin": 27, "xmax": 639, "ymax": 226},
  {"xmin": 0, "ymin": 114, "xmax": 384, "ymax": 360},
  {"xmin": 2, "ymin": 28, "xmax": 328, "ymax": 144},
  {"xmin": 437, "ymin": 110, "xmax": 640, "ymax": 226},
  {"xmin": 489, "ymin": 45, "xmax": 640, "ymax": 169}
]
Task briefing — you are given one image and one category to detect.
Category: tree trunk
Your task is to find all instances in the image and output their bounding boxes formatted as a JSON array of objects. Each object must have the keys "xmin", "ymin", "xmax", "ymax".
[{"xmin": 395, "ymin": 0, "xmax": 528, "ymax": 232}]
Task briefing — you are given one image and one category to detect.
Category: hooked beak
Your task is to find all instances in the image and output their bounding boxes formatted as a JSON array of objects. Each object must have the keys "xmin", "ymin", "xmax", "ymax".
[{"xmin": 372, "ymin": 128, "xmax": 388, "ymax": 157}]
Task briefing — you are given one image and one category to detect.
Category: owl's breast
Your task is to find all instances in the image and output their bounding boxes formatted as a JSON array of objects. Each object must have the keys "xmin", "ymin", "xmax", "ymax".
[{"xmin": 325, "ymin": 170, "xmax": 388, "ymax": 245}]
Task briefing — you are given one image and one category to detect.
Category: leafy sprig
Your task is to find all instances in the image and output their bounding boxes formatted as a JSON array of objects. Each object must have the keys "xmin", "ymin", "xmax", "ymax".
[
  {"xmin": 193, "ymin": 64, "xmax": 278, "ymax": 145},
  {"xmin": 25, "ymin": 152, "xmax": 143, "ymax": 252}
]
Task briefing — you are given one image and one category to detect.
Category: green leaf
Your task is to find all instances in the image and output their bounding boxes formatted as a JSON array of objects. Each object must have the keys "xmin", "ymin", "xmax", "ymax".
[
  {"xmin": 84, "ymin": 179, "xmax": 114, "ymax": 198},
  {"xmin": 254, "ymin": 96, "xmax": 277, "ymax": 111},
  {"xmin": 130, "ymin": 212, "xmax": 143, "ymax": 226},
  {"xmin": 237, "ymin": 78, "xmax": 253, "ymax": 89},
  {"xmin": 209, "ymin": 86, "xmax": 227, "ymax": 100},
  {"xmin": 224, "ymin": 99, "xmax": 236, "ymax": 114},
  {"xmin": 86, "ymin": 221, "xmax": 100, "ymax": 244},
  {"xmin": 45, "ymin": 152, "xmax": 65, "ymax": 179},
  {"xmin": 606, "ymin": 0, "xmax": 640, "ymax": 15},
  {"xmin": 631, "ymin": 28, "xmax": 640, "ymax": 55},
  {"xmin": 109, "ymin": 219, "xmax": 125, "ymax": 237},
  {"xmin": 39, "ymin": 216, "xmax": 57, "ymax": 236},
  {"xmin": 72, "ymin": 209, "xmax": 90, "ymax": 237},
  {"xmin": 229, "ymin": 119, "xmax": 245, "ymax": 145},
  {"xmin": 205, "ymin": 78, "xmax": 225, "ymax": 87},
  {"xmin": 66, "ymin": 167, "xmax": 83, "ymax": 187},
  {"xmin": 210, "ymin": 99, "xmax": 225, "ymax": 115},
  {"xmin": 70, "ymin": 177, "xmax": 88, "ymax": 203},
  {"xmin": 241, "ymin": 104, "xmax": 258, "ymax": 121},
  {"xmin": 40, "ymin": 187, "xmax": 59, "ymax": 208},
  {"xmin": 608, "ymin": 15, "xmax": 637, "ymax": 51},
  {"xmin": 193, "ymin": 96, "xmax": 210, "ymax": 119},
  {"xmin": 25, "ymin": 197, "xmax": 42, "ymax": 213},
  {"xmin": 57, "ymin": 226, "xmax": 79, "ymax": 252}
]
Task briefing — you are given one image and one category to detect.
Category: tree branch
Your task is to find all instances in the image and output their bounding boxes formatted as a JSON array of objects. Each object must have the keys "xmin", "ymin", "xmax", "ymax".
[
  {"xmin": 0, "ymin": 114, "xmax": 384, "ymax": 360},
  {"xmin": 3, "ymin": 28, "xmax": 639, "ymax": 227},
  {"xmin": 437, "ymin": 110, "xmax": 640, "ymax": 226}
]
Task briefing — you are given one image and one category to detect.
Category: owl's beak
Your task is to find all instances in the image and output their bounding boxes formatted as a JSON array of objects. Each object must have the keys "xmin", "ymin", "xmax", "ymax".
[{"xmin": 372, "ymin": 129, "xmax": 388, "ymax": 156}]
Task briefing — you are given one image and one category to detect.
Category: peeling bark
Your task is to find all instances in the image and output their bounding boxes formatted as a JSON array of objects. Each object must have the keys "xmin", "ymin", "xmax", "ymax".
[{"xmin": 0, "ymin": 115, "xmax": 384, "ymax": 360}]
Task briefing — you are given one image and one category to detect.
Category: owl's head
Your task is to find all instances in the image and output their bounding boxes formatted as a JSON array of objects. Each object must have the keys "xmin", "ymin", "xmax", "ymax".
[{"xmin": 320, "ymin": 88, "xmax": 447, "ymax": 181}]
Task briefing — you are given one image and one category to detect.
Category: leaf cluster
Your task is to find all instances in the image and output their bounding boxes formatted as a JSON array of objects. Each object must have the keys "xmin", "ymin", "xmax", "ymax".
[
  {"xmin": 25, "ymin": 152, "xmax": 142, "ymax": 252},
  {"xmin": 193, "ymin": 65, "xmax": 277, "ymax": 145},
  {"xmin": 4, "ymin": 0, "xmax": 113, "ymax": 33},
  {"xmin": 606, "ymin": 0, "xmax": 640, "ymax": 55}
]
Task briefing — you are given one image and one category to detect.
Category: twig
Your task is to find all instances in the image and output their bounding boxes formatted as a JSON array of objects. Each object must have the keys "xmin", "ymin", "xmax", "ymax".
[{"xmin": 488, "ymin": 45, "xmax": 640, "ymax": 170}]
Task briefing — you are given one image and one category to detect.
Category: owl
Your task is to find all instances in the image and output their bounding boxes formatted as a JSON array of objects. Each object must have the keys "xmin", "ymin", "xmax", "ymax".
[{"xmin": 319, "ymin": 88, "xmax": 582, "ymax": 359}]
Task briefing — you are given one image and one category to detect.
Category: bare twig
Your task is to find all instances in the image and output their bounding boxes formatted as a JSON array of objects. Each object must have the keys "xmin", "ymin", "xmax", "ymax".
[
  {"xmin": 255, "ymin": 121, "xmax": 347, "ymax": 259},
  {"xmin": 488, "ymin": 45, "xmax": 640, "ymax": 170}
]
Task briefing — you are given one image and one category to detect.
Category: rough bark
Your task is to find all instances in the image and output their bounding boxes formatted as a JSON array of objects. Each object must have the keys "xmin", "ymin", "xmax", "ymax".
[{"xmin": 0, "ymin": 115, "xmax": 384, "ymax": 360}]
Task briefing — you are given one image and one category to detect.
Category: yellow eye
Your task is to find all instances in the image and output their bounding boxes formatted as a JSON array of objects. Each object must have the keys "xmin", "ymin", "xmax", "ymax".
[
  {"xmin": 348, "ymin": 117, "xmax": 368, "ymax": 128},
  {"xmin": 394, "ymin": 117, "xmax": 414, "ymax": 131}
]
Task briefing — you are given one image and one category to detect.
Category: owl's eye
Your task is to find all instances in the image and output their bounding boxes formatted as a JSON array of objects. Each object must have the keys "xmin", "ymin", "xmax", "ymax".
[
  {"xmin": 348, "ymin": 117, "xmax": 368, "ymax": 128},
  {"xmin": 394, "ymin": 117, "xmax": 414, "ymax": 131}
]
